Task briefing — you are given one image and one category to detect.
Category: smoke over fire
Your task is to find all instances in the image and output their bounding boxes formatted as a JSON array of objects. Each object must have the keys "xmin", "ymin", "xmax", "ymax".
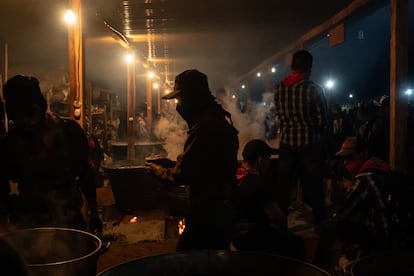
[{"xmin": 152, "ymin": 89, "xmax": 278, "ymax": 161}]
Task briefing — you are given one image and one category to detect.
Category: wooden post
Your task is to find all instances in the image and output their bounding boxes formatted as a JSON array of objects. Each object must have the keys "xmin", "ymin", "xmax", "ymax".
[
  {"xmin": 157, "ymin": 85, "xmax": 161, "ymax": 115},
  {"xmin": 146, "ymin": 77, "xmax": 153, "ymax": 129},
  {"xmin": 389, "ymin": 0, "xmax": 409, "ymax": 173},
  {"xmin": 68, "ymin": 16, "xmax": 75, "ymax": 118},
  {"xmin": 86, "ymin": 82, "xmax": 92, "ymax": 135},
  {"xmin": 4, "ymin": 43, "xmax": 7, "ymax": 83},
  {"xmin": 126, "ymin": 58, "xmax": 136, "ymax": 160},
  {"xmin": 68, "ymin": 0, "xmax": 84, "ymax": 127},
  {"xmin": 3, "ymin": 43, "xmax": 8, "ymax": 133}
]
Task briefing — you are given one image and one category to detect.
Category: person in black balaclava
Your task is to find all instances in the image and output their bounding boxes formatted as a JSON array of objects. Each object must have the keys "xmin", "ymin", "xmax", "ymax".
[
  {"xmin": 0, "ymin": 75, "xmax": 102, "ymax": 235},
  {"xmin": 146, "ymin": 69, "xmax": 239, "ymax": 250}
]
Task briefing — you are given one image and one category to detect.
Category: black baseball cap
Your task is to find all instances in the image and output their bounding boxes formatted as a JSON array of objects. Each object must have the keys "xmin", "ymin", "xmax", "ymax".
[
  {"xmin": 242, "ymin": 139, "xmax": 279, "ymax": 160},
  {"xmin": 162, "ymin": 69, "xmax": 211, "ymax": 99}
]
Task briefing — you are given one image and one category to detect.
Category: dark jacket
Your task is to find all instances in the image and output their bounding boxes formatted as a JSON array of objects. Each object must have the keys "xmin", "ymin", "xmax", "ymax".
[
  {"xmin": 0, "ymin": 113, "xmax": 92, "ymax": 229},
  {"xmin": 172, "ymin": 103, "xmax": 239, "ymax": 223},
  {"xmin": 156, "ymin": 102, "xmax": 239, "ymax": 250}
]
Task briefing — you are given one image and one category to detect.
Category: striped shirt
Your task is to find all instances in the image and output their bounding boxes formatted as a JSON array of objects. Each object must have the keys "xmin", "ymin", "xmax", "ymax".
[{"xmin": 274, "ymin": 78, "xmax": 328, "ymax": 147}]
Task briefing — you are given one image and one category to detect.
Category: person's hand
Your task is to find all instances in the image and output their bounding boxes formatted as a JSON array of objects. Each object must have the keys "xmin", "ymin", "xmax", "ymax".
[
  {"xmin": 340, "ymin": 178, "xmax": 354, "ymax": 193},
  {"xmin": 145, "ymin": 162, "xmax": 166, "ymax": 178}
]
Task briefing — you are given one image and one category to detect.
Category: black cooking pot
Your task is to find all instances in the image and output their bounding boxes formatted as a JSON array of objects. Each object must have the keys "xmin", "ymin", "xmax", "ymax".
[
  {"xmin": 102, "ymin": 160, "xmax": 163, "ymax": 212},
  {"xmin": 1, "ymin": 227, "xmax": 102, "ymax": 276},
  {"xmin": 98, "ymin": 250, "xmax": 331, "ymax": 275},
  {"xmin": 109, "ymin": 140, "xmax": 165, "ymax": 162},
  {"xmin": 350, "ymin": 249, "xmax": 414, "ymax": 276}
]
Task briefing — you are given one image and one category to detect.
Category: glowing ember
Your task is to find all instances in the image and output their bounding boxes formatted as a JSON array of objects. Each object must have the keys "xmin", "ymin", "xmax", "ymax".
[
  {"xmin": 129, "ymin": 216, "xmax": 138, "ymax": 224},
  {"xmin": 178, "ymin": 219, "xmax": 185, "ymax": 235}
]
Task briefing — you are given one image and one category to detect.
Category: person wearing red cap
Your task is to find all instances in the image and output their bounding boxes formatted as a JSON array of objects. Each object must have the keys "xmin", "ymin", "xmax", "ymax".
[
  {"xmin": 0, "ymin": 75, "xmax": 102, "ymax": 235},
  {"xmin": 146, "ymin": 69, "xmax": 239, "ymax": 251},
  {"xmin": 315, "ymin": 135, "xmax": 395, "ymax": 273}
]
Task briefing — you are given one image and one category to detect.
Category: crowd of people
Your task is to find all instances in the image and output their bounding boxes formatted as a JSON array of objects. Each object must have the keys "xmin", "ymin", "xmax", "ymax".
[
  {"xmin": 0, "ymin": 50, "xmax": 413, "ymax": 275},
  {"xmin": 147, "ymin": 52, "xmax": 413, "ymax": 275}
]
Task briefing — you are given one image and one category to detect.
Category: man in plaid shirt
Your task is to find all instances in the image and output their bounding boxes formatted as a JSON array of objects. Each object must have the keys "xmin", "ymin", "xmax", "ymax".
[
  {"xmin": 273, "ymin": 50, "xmax": 328, "ymax": 227},
  {"xmin": 315, "ymin": 136, "xmax": 393, "ymax": 272}
]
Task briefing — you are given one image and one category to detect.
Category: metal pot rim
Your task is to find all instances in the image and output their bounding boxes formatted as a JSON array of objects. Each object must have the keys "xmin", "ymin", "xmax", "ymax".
[{"xmin": 1, "ymin": 227, "xmax": 102, "ymax": 267}]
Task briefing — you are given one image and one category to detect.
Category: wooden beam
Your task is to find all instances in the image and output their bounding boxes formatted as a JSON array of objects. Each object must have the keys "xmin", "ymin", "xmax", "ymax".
[
  {"xmin": 146, "ymin": 78, "xmax": 153, "ymax": 129},
  {"xmin": 126, "ymin": 57, "xmax": 136, "ymax": 160},
  {"xmin": 68, "ymin": 0, "xmax": 84, "ymax": 127},
  {"xmin": 389, "ymin": 0, "xmax": 409, "ymax": 173},
  {"xmin": 237, "ymin": 0, "xmax": 372, "ymax": 82}
]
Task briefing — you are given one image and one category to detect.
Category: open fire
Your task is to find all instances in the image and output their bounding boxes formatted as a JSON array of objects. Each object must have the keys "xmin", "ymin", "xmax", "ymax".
[
  {"xmin": 165, "ymin": 216, "xmax": 186, "ymax": 239},
  {"xmin": 178, "ymin": 219, "xmax": 185, "ymax": 235},
  {"xmin": 129, "ymin": 216, "xmax": 138, "ymax": 224}
]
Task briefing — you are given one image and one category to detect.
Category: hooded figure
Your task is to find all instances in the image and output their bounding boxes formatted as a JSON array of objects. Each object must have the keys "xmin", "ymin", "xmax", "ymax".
[
  {"xmin": 0, "ymin": 75, "xmax": 102, "ymax": 235},
  {"xmin": 3, "ymin": 75, "xmax": 47, "ymax": 132},
  {"xmin": 148, "ymin": 69, "xmax": 239, "ymax": 251}
]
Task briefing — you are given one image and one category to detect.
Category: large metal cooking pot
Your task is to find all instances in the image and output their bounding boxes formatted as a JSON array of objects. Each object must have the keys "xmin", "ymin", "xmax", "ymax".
[
  {"xmin": 109, "ymin": 140, "xmax": 165, "ymax": 162},
  {"xmin": 98, "ymin": 250, "xmax": 331, "ymax": 275},
  {"xmin": 102, "ymin": 160, "xmax": 163, "ymax": 212},
  {"xmin": 1, "ymin": 227, "xmax": 102, "ymax": 276},
  {"xmin": 350, "ymin": 249, "xmax": 414, "ymax": 275}
]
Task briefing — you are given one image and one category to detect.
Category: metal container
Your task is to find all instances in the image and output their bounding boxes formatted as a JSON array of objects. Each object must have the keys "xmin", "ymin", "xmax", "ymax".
[
  {"xmin": 1, "ymin": 227, "xmax": 102, "ymax": 276},
  {"xmin": 109, "ymin": 140, "xmax": 165, "ymax": 163},
  {"xmin": 351, "ymin": 250, "xmax": 414, "ymax": 275},
  {"xmin": 102, "ymin": 160, "xmax": 163, "ymax": 212},
  {"xmin": 98, "ymin": 250, "xmax": 331, "ymax": 275}
]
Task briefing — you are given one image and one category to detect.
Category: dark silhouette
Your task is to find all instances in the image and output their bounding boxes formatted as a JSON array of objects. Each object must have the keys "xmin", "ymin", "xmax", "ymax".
[
  {"xmin": 231, "ymin": 139, "xmax": 304, "ymax": 260},
  {"xmin": 356, "ymin": 98, "xmax": 389, "ymax": 162},
  {"xmin": 326, "ymin": 103, "xmax": 353, "ymax": 159},
  {"xmin": 315, "ymin": 136, "xmax": 394, "ymax": 273},
  {"xmin": 273, "ymin": 50, "xmax": 329, "ymax": 227},
  {"xmin": 146, "ymin": 69, "xmax": 239, "ymax": 250},
  {"xmin": 0, "ymin": 75, "xmax": 102, "ymax": 235}
]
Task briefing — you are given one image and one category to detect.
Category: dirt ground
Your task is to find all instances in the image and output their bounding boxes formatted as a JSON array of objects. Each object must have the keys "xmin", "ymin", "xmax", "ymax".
[
  {"xmin": 96, "ymin": 237, "xmax": 178, "ymax": 273},
  {"xmin": 94, "ymin": 184, "xmax": 319, "ymax": 274},
  {"xmin": 95, "ymin": 185, "xmax": 180, "ymax": 273}
]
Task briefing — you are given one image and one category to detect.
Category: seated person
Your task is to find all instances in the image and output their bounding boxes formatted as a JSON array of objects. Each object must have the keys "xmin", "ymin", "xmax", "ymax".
[
  {"xmin": 231, "ymin": 139, "xmax": 304, "ymax": 261},
  {"xmin": 315, "ymin": 136, "xmax": 393, "ymax": 273}
]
